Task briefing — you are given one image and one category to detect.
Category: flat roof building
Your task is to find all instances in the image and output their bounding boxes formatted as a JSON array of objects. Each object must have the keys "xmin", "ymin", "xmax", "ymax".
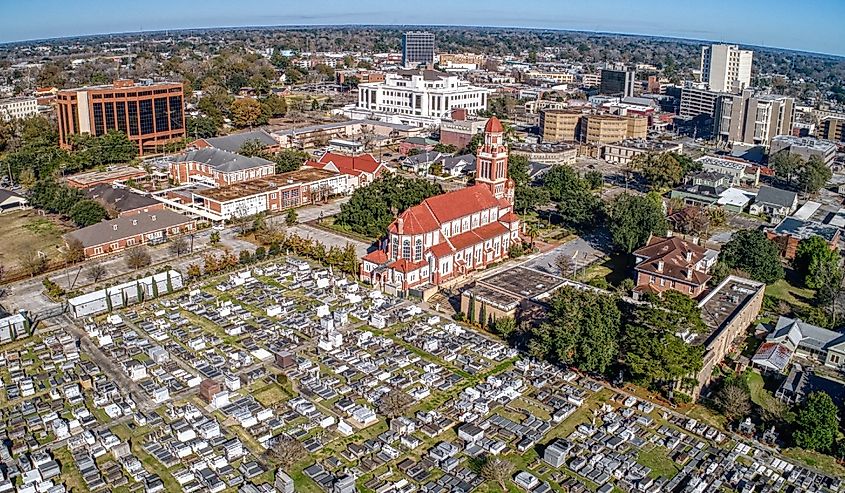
[
  {"xmin": 0, "ymin": 96, "xmax": 39, "ymax": 121},
  {"xmin": 701, "ymin": 44, "xmax": 753, "ymax": 93},
  {"xmin": 770, "ymin": 135, "xmax": 837, "ymax": 166}
]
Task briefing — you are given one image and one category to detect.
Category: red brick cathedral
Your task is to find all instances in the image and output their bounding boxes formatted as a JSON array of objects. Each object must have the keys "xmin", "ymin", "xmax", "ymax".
[{"xmin": 361, "ymin": 117, "xmax": 519, "ymax": 292}]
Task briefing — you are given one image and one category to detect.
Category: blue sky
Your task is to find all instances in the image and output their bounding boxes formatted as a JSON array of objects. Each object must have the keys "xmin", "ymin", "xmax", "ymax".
[{"xmin": 2, "ymin": 0, "xmax": 843, "ymax": 56}]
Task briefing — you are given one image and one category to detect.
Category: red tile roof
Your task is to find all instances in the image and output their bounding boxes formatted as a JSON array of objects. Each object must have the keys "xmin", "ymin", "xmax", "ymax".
[
  {"xmin": 318, "ymin": 152, "xmax": 382, "ymax": 175},
  {"xmin": 429, "ymin": 241, "xmax": 455, "ymax": 259},
  {"xmin": 485, "ymin": 116, "xmax": 504, "ymax": 133},
  {"xmin": 387, "ymin": 184, "xmax": 500, "ymax": 236},
  {"xmin": 388, "ymin": 258, "xmax": 427, "ymax": 273},
  {"xmin": 390, "ymin": 202, "xmax": 441, "ymax": 235},
  {"xmin": 362, "ymin": 250, "xmax": 388, "ymax": 264},
  {"xmin": 422, "ymin": 184, "xmax": 500, "ymax": 224},
  {"xmin": 449, "ymin": 221, "xmax": 509, "ymax": 251},
  {"xmin": 499, "ymin": 212, "xmax": 519, "ymax": 224}
]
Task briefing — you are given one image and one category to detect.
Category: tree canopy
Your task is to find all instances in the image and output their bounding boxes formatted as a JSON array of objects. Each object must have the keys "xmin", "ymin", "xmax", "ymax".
[
  {"xmin": 793, "ymin": 391, "xmax": 840, "ymax": 453},
  {"xmin": 795, "ymin": 235, "xmax": 841, "ymax": 290},
  {"xmin": 529, "ymin": 287, "xmax": 622, "ymax": 374},
  {"xmin": 608, "ymin": 193, "xmax": 668, "ymax": 253},
  {"xmin": 542, "ymin": 165, "xmax": 603, "ymax": 230},
  {"xmin": 719, "ymin": 229, "xmax": 784, "ymax": 284},
  {"xmin": 335, "ymin": 174, "xmax": 442, "ymax": 238}
]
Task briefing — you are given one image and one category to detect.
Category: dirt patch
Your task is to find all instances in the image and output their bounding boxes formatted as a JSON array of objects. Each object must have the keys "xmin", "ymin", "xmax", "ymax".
[{"xmin": 0, "ymin": 210, "xmax": 72, "ymax": 273}]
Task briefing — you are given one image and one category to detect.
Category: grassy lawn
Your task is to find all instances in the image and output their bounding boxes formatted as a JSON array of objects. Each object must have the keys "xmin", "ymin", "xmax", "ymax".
[
  {"xmin": 765, "ymin": 279, "xmax": 814, "ymax": 309},
  {"xmin": 745, "ymin": 370, "xmax": 781, "ymax": 413},
  {"xmin": 579, "ymin": 252, "xmax": 631, "ymax": 287},
  {"xmin": 637, "ymin": 446, "xmax": 681, "ymax": 479},
  {"xmin": 313, "ymin": 216, "xmax": 376, "ymax": 243},
  {"xmin": 783, "ymin": 447, "xmax": 845, "ymax": 478},
  {"xmin": 0, "ymin": 210, "xmax": 71, "ymax": 271},
  {"xmin": 254, "ymin": 383, "xmax": 291, "ymax": 407}
]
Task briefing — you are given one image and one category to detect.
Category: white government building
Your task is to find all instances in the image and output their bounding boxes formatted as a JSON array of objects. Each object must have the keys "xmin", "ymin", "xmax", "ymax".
[
  {"xmin": 0, "ymin": 96, "xmax": 39, "ymax": 121},
  {"xmin": 349, "ymin": 69, "xmax": 492, "ymax": 127}
]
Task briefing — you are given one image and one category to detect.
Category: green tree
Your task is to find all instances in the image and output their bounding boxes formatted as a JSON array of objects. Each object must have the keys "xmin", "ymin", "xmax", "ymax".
[
  {"xmin": 492, "ymin": 317, "xmax": 516, "ymax": 340},
  {"xmin": 622, "ymin": 292, "xmax": 705, "ymax": 392},
  {"xmin": 335, "ymin": 175, "xmax": 441, "ymax": 238},
  {"xmin": 261, "ymin": 93, "xmax": 288, "ymax": 119},
  {"xmin": 69, "ymin": 200, "xmax": 108, "ymax": 227},
  {"xmin": 507, "ymin": 154, "xmax": 531, "ymax": 188},
  {"xmin": 795, "ymin": 235, "xmax": 841, "ymax": 290},
  {"xmin": 608, "ymin": 193, "xmax": 668, "ymax": 253},
  {"xmin": 285, "ymin": 208, "xmax": 298, "ymax": 227},
  {"xmin": 635, "ymin": 152, "xmax": 685, "ymax": 189},
  {"xmin": 514, "ymin": 185, "xmax": 550, "ymax": 215},
  {"xmin": 433, "ymin": 143, "xmax": 458, "ymax": 154},
  {"xmin": 527, "ymin": 287, "xmax": 622, "ymax": 374},
  {"xmin": 460, "ymin": 132, "xmax": 485, "ymax": 155},
  {"xmin": 770, "ymin": 151, "xmax": 803, "ymax": 185},
  {"xmin": 186, "ymin": 116, "xmax": 218, "ymax": 139},
  {"xmin": 274, "ymin": 149, "xmax": 309, "ymax": 173},
  {"xmin": 720, "ymin": 229, "xmax": 784, "ymax": 284},
  {"xmin": 793, "ymin": 391, "xmax": 840, "ymax": 453},
  {"xmin": 230, "ymin": 98, "xmax": 263, "ymax": 128},
  {"xmin": 797, "ymin": 155, "xmax": 832, "ymax": 195},
  {"xmin": 210, "ymin": 231, "xmax": 221, "ymax": 246},
  {"xmin": 239, "ymin": 139, "xmax": 270, "ymax": 158}
]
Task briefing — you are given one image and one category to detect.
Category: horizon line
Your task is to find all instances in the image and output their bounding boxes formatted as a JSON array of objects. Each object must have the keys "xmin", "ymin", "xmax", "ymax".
[{"xmin": 1, "ymin": 23, "xmax": 843, "ymax": 59}]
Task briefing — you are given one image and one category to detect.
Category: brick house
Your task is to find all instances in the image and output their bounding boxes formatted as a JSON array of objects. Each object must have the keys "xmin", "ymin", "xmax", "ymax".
[
  {"xmin": 633, "ymin": 236, "xmax": 717, "ymax": 298},
  {"xmin": 65, "ymin": 210, "xmax": 196, "ymax": 258}
]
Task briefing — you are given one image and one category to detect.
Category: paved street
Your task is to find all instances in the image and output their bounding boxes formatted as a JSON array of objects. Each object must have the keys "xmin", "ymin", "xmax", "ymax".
[{"xmin": 0, "ymin": 198, "xmax": 352, "ymax": 315}]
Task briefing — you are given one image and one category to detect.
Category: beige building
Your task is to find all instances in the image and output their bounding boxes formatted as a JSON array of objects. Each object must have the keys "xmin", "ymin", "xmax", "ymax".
[
  {"xmin": 510, "ymin": 143, "xmax": 577, "ymax": 166},
  {"xmin": 715, "ymin": 90, "xmax": 795, "ymax": 146},
  {"xmin": 692, "ymin": 276, "xmax": 765, "ymax": 399},
  {"xmin": 540, "ymin": 109, "xmax": 582, "ymax": 142},
  {"xmin": 701, "ymin": 44, "xmax": 753, "ymax": 93},
  {"xmin": 460, "ymin": 266, "xmax": 568, "ymax": 323},
  {"xmin": 602, "ymin": 139, "xmax": 684, "ymax": 166},
  {"xmin": 820, "ymin": 117, "xmax": 844, "ymax": 142},
  {"xmin": 581, "ymin": 114, "xmax": 647, "ymax": 144}
]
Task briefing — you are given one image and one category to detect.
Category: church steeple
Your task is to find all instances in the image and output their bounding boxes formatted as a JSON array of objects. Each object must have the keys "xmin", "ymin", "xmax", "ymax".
[{"xmin": 476, "ymin": 116, "xmax": 513, "ymax": 204}]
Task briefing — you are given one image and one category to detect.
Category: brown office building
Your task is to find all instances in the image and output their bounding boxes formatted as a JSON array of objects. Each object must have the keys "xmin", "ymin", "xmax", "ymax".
[{"xmin": 56, "ymin": 80, "xmax": 185, "ymax": 155}]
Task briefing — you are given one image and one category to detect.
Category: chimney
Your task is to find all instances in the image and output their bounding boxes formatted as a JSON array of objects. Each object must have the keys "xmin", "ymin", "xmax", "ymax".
[
  {"xmin": 686, "ymin": 268, "xmax": 693, "ymax": 280},
  {"xmin": 685, "ymin": 251, "xmax": 692, "ymax": 263},
  {"xmin": 397, "ymin": 217, "xmax": 404, "ymax": 235},
  {"xmin": 656, "ymin": 260, "xmax": 664, "ymax": 272}
]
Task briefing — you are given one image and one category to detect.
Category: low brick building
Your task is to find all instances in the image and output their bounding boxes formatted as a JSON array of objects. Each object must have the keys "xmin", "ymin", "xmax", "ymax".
[
  {"xmin": 65, "ymin": 209, "xmax": 196, "ymax": 258},
  {"xmin": 633, "ymin": 236, "xmax": 717, "ymax": 298}
]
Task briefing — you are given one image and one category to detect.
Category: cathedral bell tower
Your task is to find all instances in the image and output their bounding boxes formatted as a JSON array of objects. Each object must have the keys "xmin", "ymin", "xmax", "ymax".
[{"xmin": 475, "ymin": 116, "xmax": 514, "ymax": 204}]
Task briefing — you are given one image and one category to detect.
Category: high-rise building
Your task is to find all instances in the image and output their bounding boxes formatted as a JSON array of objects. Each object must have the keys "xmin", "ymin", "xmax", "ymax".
[
  {"xmin": 599, "ymin": 67, "xmax": 636, "ymax": 97},
  {"xmin": 56, "ymin": 79, "xmax": 185, "ymax": 155},
  {"xmin": 820, "ymin": 117, "xmax": 845, "ymax": 142},
  {"xmin": 402, "ymin": 31, "xmax": 435, "ymax": 67},
  {"xmin": 680, "ymin": 86, "xmax": 721, "ymax": 119},
  {"xmin": 701, "ymin": 44, "xmax": 753, "ymax": 93},
  {"xmin": 715, "ymin": 90, "xmax": 794, "ymax": 146}
]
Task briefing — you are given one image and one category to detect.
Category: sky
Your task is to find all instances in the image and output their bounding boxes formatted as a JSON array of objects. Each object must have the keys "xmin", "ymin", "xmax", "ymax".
[{"xmin": 1, "ymin": 0, "xmax": 843, "ymax": 56}]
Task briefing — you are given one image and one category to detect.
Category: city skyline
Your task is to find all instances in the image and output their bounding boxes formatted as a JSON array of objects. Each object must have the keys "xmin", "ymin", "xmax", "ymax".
[{"xmin": 2, "ymin": 0, "xmax": 844, "ymax": 56}]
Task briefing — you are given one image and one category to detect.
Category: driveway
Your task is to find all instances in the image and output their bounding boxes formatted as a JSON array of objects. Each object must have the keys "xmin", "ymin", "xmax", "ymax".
[{"xmin": 525, "ymin": 234, "xmax": 606, "ymax": 275}]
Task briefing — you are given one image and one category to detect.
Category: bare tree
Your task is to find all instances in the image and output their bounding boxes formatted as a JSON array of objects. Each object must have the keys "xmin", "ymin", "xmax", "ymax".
[
  {"xmin": 19, "ymin": 252, "xmax": 48, "ymax": 277},
  {"xmin": 555, "ymin": 253, "xmax": 577, "ymax": 279},
  {"xmin": 480, "ymin": 456, "xmax": 513, "ymax": 490},
  {"xmin": 64, "ymin": 238, "xmax": 86, "ymax": 264},
  {"xmin": 125, "ymin": 246, "xmax": 152, "ymax": 271},
  {"xmin": 265, "ymin": 436, "xmax": 307, "ymax": 469},
  {"xmin": 87, "ymin": 263, "xmax": 107, "ymax": 284},
  {"xmin": 377, "ymin": 388, "xmax": 414, "ymax": 419},
  {"xmin": 714, "ymin": 384, "xmax": 752, "ymax": 423},
  {"xmin": 0, "ymin": 264, "xmax": 5, "ymax": 284},
  {"xmin": 169, "ymin": 236, "xmax": 189, "ymax": 256}
]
